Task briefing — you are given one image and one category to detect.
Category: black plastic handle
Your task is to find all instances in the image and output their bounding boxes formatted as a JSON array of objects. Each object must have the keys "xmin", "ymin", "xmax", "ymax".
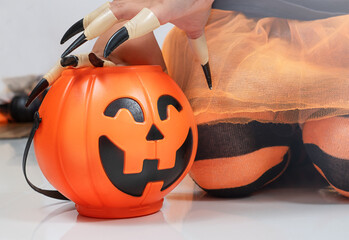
[{"xmin": 22, "ymin": 112, "xmax": 69, "ymax": 201}]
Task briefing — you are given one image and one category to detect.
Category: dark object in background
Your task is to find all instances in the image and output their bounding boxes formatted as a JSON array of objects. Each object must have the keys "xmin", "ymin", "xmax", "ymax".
[
  {"xmin": 0, "ymin": 94, "xmax": 43, "ymax": 123},
  {"xmin": 10, "ymin": 95, "xmax": 42, "ymax": 122}
]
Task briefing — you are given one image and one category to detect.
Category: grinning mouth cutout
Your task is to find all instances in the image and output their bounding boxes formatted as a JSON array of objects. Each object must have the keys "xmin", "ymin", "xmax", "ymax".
[{"xmin": 99, "ymin": 128, "xmax": 193, "ymax": 197}]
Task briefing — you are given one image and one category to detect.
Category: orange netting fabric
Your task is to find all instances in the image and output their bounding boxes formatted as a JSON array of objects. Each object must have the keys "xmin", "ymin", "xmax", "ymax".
[{"xmin": 162, "ymin": 9, "xmax": 349, "ymax": 125}]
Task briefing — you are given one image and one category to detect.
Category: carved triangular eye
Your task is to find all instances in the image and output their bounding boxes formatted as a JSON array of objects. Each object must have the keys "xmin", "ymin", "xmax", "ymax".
[
  {"xmin": 157, "ymin": 95, "xmax": 183, "ymax": 121},
  {"xmin": 104, "ymin": 98, "xmax": 144, "ymax": 122}
]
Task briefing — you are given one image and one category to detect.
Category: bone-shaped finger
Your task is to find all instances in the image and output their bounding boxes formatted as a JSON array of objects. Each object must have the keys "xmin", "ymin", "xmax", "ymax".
[
  {"xmin": 103, "ymin": 8, "xmax": 160, "ymax": 58},
  {"xmin": 25, "ymin": 62, "xmax": 62, "ymax": 107},
  {"xmin": 26, "ymin": 54, "xmax": 107, "ymax": 107},
  {"xmin": 188, "ymin": 34, "xmax": 212, "ymax": 89},
  {"xmin": 60, "ymin": 2, "xmax": 110, "ymax": 44},
  {"xmin": 61, "ymin": 4, "xmax": 118, "ymax": 58}
]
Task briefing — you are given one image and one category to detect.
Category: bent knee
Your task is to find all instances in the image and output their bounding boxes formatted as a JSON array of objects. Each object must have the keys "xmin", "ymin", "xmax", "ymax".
[
  {"xmin": 190, "ymin": 146, "xmax": 290, "ymax": 197},
  {"xmin": 303, "ymin": 116, "xmax": 349, "ymax": 197},
  {"xmin": 191, "ymin": 121, "xmax": 294, "ymax": 197},
  {"xmin": 303, "ymin": 116, "xmax": 349, "ymax": 159}
]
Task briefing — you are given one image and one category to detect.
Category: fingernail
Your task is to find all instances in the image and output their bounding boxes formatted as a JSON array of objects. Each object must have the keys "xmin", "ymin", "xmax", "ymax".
[
  {"xmin": 60, "ymin": 18, "xmax": 84, "ymax": 44},
  {"xmin": 103, "ymin": 27, "xmax": 129, "ymax": 58},
  {"xmin": 26, "ymin": 78, "xmax": 49, "ymax": 107},
  {"xmin": 60, "ymin": 55, "xmax": 79, "ymax": 67},
  {"xmin": 88, "ymin": 53, "xmax": 104, "ymax": 67},
  {"xmin": 61, "ymin": 33, "xmax": 87, "ymax": 58},
  {"xmin": 201, "ymin": 62, "xmax": 212, "ymax": 90}
]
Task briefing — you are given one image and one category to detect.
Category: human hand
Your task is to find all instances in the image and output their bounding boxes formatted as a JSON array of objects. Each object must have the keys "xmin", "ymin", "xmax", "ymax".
[
  {"xmin": 60, "ymin": 0, "xmax": 213, "ymax": 88},
  {"xmin": 27, "ymin": 0, "xmax": 214, "ymax": 107}
]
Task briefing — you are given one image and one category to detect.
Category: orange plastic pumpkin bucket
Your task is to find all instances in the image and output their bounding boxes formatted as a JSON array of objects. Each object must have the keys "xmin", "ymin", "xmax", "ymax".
[{"xmin": 26, "ymin": 66, "xmax": 197, "ymax": 218}]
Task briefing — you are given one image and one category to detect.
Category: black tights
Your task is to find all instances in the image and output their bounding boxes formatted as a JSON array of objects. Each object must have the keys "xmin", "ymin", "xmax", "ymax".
[{"xmin": 191, "ymin": 117, "xmax": 349, "ymax": 198}]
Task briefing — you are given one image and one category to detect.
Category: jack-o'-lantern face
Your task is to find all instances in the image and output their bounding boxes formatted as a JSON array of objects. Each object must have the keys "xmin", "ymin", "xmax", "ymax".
[
  {"xmin": 34, "ymin": 66, "xmax": 197, "ymax": 218},
  {"xmin": 99, "ymin": 95, "xmax": 193, "ymax": 197}
]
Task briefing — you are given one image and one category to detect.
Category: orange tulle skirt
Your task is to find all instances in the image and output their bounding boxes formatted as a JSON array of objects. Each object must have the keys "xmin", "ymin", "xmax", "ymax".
[{"xmin": 162, "ymin": 9, "xmax": 349, "ymax": 124}]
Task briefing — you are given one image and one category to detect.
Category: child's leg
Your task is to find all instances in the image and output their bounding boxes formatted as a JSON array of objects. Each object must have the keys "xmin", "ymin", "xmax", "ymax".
[
  {"xmin": 303, "ymin": 116, "xmax": 349, "ymax": 197},
  {"xmin": 190, "ymin": 120, "xmax": 295, "ymax": 197}
]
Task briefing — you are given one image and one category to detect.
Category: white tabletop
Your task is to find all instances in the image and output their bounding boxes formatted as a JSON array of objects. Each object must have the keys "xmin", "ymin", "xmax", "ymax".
[{"xmin": 1, "ymin": 138, "xmax": 349, "ymax": 240}]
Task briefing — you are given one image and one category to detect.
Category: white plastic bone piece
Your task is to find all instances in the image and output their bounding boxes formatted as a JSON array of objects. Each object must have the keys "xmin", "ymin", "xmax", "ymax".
[
  {"xmin": 188, "ymin": 34, "xmax": 209, "ymax": 66},
  {"xmin": 83, "ymin": 2, "xmax": 110, "ymax": 28},
  {"xmin": 85, "ymin": 8, "xmax": 118, "ymax": 40},
  {"xmin": 124, "ymin": 8, "xmax": 161, "ymax": 39}
]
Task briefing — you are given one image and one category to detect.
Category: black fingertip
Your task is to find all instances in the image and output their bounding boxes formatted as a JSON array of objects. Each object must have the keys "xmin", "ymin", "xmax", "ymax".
[
  {"xmin": 201, "ymin": 62, "xmax": 212, "ymax": 90},
  {"xmin": 60, "ymin": 18, "xmax": 84, "ymax": 44},
  {"xmin": 60, "ymin": 55, "xmax": 79, "ymax": 67},
  {"xmin": 103, "ymin": 26, "xmax": 129, "ymax": 58},
  {"xmin": 26, "ymin": 78, "xmax": 49, "ymax": 108},
  {"xmin": 88, "ymin": 53, "xmax": 104, "ymax": 67},
  {"xmin": 61, "ymin": 33, "xmax": 87, "ymax": 58}
]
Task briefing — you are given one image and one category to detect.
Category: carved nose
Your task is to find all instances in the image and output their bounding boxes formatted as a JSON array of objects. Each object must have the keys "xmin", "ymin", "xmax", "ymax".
[{"xmin": 146, "ymin": 124, "xmax": 164, "ymax": 141}]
